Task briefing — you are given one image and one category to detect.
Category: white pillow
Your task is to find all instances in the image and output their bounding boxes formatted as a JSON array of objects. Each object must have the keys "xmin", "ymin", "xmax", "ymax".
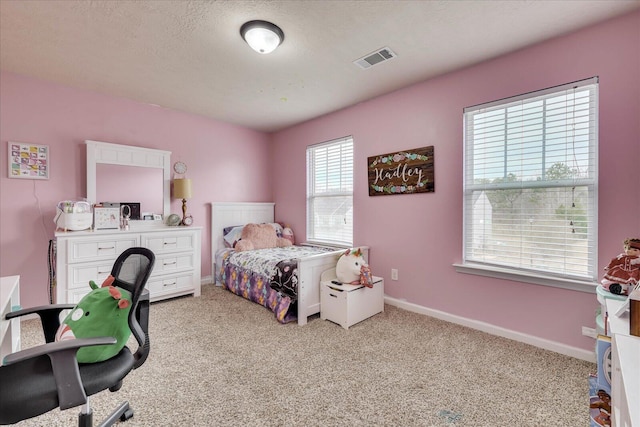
[{"xmin": 223, "ymin": 225, "xmax": 245, "ymax": 248}]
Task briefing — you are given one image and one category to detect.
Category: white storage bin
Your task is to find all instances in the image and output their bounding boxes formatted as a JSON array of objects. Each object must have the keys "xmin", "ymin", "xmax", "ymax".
[{"xmin": 320, "ymin": 268, "xmax": 384, "ymax": 329}]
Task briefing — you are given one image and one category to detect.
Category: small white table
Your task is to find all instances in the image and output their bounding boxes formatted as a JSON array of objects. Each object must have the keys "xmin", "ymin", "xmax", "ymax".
[
  {"xmin": 605, "ymin": 299, "xmax": 639, "ymax": 427},
  {"xmin": 1, "ymin": 275, "xmax": 21, "ymax": 362}
]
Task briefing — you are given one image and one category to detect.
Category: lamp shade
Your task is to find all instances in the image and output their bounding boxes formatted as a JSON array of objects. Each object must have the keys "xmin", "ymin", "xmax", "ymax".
[
  {"xmin": 240, "ymin": 20, "xmax": 284, "ymax": 54},
  {"xmin": 173, "ymin": 178, "xmax": 192, "ymax": 199}
]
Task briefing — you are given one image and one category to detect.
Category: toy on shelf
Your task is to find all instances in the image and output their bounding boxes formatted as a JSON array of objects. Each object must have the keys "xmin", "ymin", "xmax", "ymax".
[{"xmin": 601, "ymin": 238, "xmax": 640, "ymax": 296}]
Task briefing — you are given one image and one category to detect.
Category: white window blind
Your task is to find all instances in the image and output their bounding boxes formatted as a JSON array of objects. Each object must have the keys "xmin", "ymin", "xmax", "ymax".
[
  {"xmin": 462, "ymin": 77, "xmax": 598, "ymax": 284},
  {"xmin": 307, "ymin": 136, "xmax": 354, "ymax": 247}
]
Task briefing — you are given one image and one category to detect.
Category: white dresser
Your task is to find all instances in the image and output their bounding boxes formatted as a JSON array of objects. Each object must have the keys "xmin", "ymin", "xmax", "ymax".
[{"xmin": 55, "ymin": 226, "xmax": 202, "ymax": 304}]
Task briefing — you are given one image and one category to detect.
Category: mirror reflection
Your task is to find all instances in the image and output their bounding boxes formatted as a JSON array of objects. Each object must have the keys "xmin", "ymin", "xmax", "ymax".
[{"xmin": 96, "ymin": 164, "xmax": 163, "ymax": 216}]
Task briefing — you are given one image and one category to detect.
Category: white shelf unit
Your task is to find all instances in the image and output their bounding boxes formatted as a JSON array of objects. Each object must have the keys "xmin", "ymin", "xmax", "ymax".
[
  {"xmin": 1, "ymin": 275, "xmax": 21, "ymax": 362},
  {"xmin": 605, "ymin": 299, "xmax": 639, "ymax": 427}
]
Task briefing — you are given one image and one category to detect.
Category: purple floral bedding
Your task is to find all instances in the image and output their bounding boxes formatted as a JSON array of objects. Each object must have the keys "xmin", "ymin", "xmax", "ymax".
[{"xmin": 215, "ymin": 245, "xmax": 335, "ymax": 323}]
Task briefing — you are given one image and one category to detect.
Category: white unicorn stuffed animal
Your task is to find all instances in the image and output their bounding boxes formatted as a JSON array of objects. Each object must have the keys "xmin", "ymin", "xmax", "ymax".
[{"xmin": 335, "ymin": 248, "xmax": 373, "ymax": 287}]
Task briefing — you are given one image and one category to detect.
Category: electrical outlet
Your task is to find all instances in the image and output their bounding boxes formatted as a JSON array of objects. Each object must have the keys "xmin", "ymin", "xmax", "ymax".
[
  {"xmin": 581, "ymin": 326, "xmax": 597, "ymax": 338},
  {"xmin": 391, "ymin": 269, "xmax": 398, "ymax": 281}
]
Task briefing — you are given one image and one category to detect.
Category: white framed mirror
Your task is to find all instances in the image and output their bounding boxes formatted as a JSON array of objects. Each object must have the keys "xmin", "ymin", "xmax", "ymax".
[{"xmin": 86, "ymin": 140, "xmax": 171, "ymax": 219}]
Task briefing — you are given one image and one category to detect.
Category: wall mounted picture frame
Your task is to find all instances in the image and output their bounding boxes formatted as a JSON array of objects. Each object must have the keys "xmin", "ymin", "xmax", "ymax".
[
  {"xmin": 8, "ymin": 142, "xmax": 50, "ymax": 179},
  {"xmin": 367, "ymin": 146, "xmax": 434, "ymax": 196},
  {"xmin": 93, "ymin": 206, "xmax": 120, "ymax": 230}
]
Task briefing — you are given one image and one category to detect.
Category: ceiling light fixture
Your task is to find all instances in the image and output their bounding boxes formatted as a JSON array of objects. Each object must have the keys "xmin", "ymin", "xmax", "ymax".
[{"xmin": 240, "ymin": 20, "xmax": 284, "ymax": 54}]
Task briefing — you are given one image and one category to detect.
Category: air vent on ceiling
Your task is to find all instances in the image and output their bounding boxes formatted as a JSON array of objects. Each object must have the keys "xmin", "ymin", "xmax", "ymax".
[{"xmin": 353, "ymin": 47, "xmax": 397, "ymax": 70}]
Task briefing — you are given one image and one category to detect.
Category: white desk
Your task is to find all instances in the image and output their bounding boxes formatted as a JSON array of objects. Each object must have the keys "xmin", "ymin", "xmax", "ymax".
[
  {"xmin": 605, "ymin": 299, "xmax": 639, "ymax": 427},
  {"xmin": 1, "ymin": 275, "xmax": 21, "ymax": 362}
]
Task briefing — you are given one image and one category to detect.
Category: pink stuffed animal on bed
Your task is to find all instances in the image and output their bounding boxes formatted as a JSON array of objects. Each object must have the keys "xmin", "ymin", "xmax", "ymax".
[{"xmin": 234, "ymin": 223, "xmax": 292, "ymax": 252}]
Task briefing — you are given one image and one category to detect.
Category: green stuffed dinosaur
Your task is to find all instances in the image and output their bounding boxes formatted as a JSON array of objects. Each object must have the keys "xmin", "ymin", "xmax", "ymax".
[{"xmin": 55, "ymin": 275, "xmax": 132, "ymax": 363}]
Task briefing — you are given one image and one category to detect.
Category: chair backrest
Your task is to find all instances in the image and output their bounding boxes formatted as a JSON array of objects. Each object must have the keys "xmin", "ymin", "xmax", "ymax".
[
  {"xmin": 110, "ymin": 247, "xmax": 155, "ymax": 307},
  {"xmin": 109, "ymin": 247, "xmax": 155, "ymax": 363}
]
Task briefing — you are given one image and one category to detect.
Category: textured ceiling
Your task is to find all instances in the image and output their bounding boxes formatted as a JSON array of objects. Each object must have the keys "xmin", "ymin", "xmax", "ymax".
[{"xmin": 1, "ymin": 0, "xmax": 639, "ymax": 132}]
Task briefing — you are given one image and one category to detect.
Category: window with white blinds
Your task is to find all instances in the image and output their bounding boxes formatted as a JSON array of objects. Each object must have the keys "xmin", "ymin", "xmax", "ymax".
[
  {"xmin": 462, "ymin": 77, "xmax": 598, "ymax": 286},
  {"xmin": 306, "ymin": 136, "xmax": 354, "ymax": 247}
]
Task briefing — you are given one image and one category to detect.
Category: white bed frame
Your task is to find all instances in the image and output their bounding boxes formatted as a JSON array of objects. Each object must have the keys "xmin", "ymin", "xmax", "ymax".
[{"xmin": 210, "ymin": 202, "xmax": 367, "ymax": 326}]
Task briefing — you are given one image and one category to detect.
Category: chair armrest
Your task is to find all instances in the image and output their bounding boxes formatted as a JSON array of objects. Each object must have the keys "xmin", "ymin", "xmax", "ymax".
[
  {"xmin": 6, "ymin": 304, "xmax": 76, "ymax": 343},
  {"xmin": 5, "ymin": 304, "xmax": 75, "ymax": 320},
  {"xmin": 3, "ymin": 337, "xmax": 116, "ymax": 365},
  {"xmin": 2, "ymin": 337, "xmax": 116, "ymax": 410}
]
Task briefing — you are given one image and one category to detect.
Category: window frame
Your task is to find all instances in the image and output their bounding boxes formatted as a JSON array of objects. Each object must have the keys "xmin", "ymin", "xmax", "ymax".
[
  {"xmin": 456, "ymin": 77, "xmax": 599, "ymax": 293},
  {"xmin": 306, "ymin": 136, "xmax": 354, "ymax": 248}
]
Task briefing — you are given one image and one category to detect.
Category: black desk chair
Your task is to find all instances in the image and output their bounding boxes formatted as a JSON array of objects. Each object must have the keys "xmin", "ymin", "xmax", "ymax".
[{"xmin": 0, "ymin": 247, "xmax": 155, "ymax": 426}]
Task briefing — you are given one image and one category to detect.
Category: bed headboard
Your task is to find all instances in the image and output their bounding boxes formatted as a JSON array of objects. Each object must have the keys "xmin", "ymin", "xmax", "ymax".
[{"xmin": 210, "ymin": 202, "xmax": 275, "ymax": 256}]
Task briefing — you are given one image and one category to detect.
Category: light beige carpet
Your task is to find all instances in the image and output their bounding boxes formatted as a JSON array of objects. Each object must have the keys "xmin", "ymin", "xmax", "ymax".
[{"xmin": 12, "ymin": 284, "xmax": 595, "ymax": 426}]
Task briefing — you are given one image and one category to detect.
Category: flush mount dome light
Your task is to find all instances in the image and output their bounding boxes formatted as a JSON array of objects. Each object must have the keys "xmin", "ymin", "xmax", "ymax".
[{"xmin": 240, "ymin": 20, "xmax": 284, "ymax": 54}]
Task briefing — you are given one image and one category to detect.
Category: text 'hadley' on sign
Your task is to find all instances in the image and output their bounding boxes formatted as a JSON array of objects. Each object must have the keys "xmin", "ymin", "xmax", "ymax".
[{"xmin": 367, "ymin": 146, "xmax": 434, "ymax": 196}]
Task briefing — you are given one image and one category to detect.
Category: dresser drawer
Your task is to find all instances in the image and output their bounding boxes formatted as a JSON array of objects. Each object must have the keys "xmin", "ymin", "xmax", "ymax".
[
  {"xmin": 147, "ymin": 272, "xmax": 194, "ymax": 298},
  {"xmin": 66, "ymin": 261, "xmax": 114, "ymax": 290},
  {"xmin": 141, "ymin": 232, "xmax": 196, "ymax": 255},
  {"xmin": 68, "ymin": 287, "xmax": 92, "ymax": 304},
  {"xmin": 151, "ymin": 252, "xmax": 195, "ymax": 276},
  {"xmin": 67, "ymin": 236, "xmax": 138, "ymax": 263}
]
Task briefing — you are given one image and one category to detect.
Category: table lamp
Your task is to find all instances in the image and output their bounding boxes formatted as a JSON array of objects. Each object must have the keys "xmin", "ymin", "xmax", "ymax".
[{"xmin": 173, "ymin": 178, "xmax": 192, "ymax": 225}]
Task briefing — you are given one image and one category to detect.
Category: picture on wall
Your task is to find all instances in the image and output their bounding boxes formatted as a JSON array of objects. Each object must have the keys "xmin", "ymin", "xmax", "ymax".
[
  {"xmin": 7, "ymin": 142, "xmax": 49, "ymax": 179},
  {"xmin": 368, "ymin": 146, "xmax": 434, "ymax": 196}
]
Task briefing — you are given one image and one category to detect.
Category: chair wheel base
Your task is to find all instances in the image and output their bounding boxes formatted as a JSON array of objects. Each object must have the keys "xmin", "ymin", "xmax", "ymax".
[
  {"xmin": 78, "ymin": 409, "xmax": 93, "ymax": 427},
  {"xmin": 120, "ymin": 408, "xmax": 134, "ymax": 422}
]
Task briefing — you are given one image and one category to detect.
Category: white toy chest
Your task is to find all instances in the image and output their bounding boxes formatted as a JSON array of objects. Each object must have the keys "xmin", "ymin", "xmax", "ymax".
[{"xmin": 320, "ymin": 268, "xmax": 384, "ymax": 329}]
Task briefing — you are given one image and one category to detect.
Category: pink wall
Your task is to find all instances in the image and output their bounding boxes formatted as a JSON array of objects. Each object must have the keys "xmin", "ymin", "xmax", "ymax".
[
  {"xmin": 0, "ymin": 73, "xmax": 272, "ymax": 308},
  {"xmin": 271, "ymin": 11, "xmax": 640, "ymax": 351},
  {"xmin": 1, "ymin": 11, "xmax": 637, "ymax": 352}
]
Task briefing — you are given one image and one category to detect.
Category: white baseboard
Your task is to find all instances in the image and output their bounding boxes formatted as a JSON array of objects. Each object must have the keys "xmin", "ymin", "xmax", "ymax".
[{"xmin": 384, "ymin": 295, "xmax": 595, "ymax": 363}]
